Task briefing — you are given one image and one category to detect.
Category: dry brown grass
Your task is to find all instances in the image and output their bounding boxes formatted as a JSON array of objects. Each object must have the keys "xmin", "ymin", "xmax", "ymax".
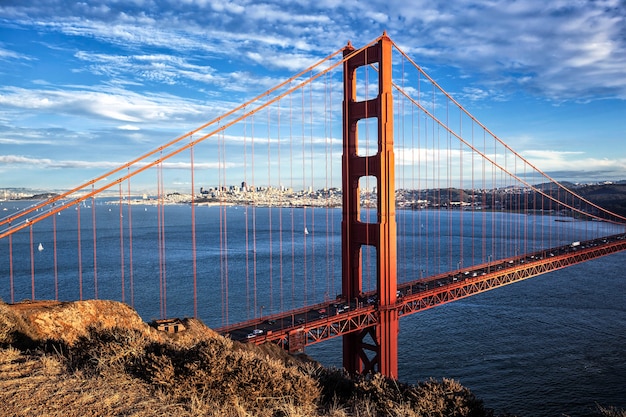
[
  {"xmin": 0, "ymin": 347, "xmax": 180, "ymax": 417},
  {"xmin": 597, "ymin": 406, "xmax": 626, "ymax": 417},
  {"xmin": 1, "ymin": 300, "xmax": 320, "ymax": 416},
  {"xmin": 314, "ymin": 367, "xmax": 490, "ymax": 417},
  {"xmin": 2, "ymin": 299, "xmax": 624, "ymax": 417},
  {"xmin": 0, "ymin": 345, "xmax": 320, "ymax": 417}
]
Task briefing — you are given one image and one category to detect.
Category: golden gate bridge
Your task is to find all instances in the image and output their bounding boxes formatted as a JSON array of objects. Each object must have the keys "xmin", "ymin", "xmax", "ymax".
[{"xmin": 2, "ymin": 33, "xmax": 626, "ymax": 378}]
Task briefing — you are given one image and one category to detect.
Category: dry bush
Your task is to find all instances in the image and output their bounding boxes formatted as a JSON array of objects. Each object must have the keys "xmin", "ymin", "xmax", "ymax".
[
  {"xmin": 315, "ymin": 367, "xmax": 491, "ymax": 417},
  {"xmin": 1, "ymin": 300, "xmax": 323, "ymax": 416},
  {"xmin": 0, "ymin": 347, "xmax": 198, "ymax": 417},
  {"xmin": 597, "ymin": 405, "xmax": 626, "ymax": 417},
  {"xmin": 65, "ymin": 326, "xmax": 151, "ymax": 375},
  {"xmin": 408, "ymin": 378, "xmax": 491, "ymax": 417},
  {"xmin": 59, "ymin": 325, "xmax": 320, "ymax": 416},
  {"xmin": 132, "ymin": 338, "xmax": 320, "ymax": 413}
]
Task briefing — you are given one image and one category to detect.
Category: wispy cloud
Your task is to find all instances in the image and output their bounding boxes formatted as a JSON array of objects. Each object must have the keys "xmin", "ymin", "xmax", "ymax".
[
  {"xmin": 3, "ymin": 1, "xmax": 624, "ymax": 100},
  {"xmin": 522, "ymin": 149, "xmax": 626, "ymax": 179},
  {"xmin": 0, "ymin": 154, "xmax": 236, "ymax": 170},
  {"xmin": 385, "ymin": 0, "xmax": 626, "ymax": 100},
  {"xmin": 0, "ymin": 86, "xmax": 220, "ymax": 125},
  {"xmin": 0, "ymin": 46, "xmax": 34, "ymax": 61}
]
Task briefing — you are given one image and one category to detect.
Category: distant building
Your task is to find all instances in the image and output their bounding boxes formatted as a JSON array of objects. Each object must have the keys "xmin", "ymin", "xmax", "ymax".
[{"xmin": 153, "ymin": 318, "xmax": 186, "ymax": 333}]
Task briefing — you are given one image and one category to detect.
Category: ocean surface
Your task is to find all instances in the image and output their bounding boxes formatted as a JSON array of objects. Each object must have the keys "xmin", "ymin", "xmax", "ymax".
[
  {"xmin": 308, "ymin": 252, "xmax": 626, "ymax": 417},
  {"xmin": 2, "ymin": 201, "xmax": 625, "ymax": 416}
]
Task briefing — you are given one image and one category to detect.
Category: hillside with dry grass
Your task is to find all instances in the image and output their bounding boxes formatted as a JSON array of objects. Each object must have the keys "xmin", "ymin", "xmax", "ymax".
[{"xmin": 0, "ymin": 300, "xmax": 623, "ymax": 417}]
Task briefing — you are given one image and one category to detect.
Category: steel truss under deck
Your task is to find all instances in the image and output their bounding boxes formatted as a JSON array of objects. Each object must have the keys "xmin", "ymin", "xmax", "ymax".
[{"xmin": 224, "ymin": 236, "xmax": 626, "ymax": 358}]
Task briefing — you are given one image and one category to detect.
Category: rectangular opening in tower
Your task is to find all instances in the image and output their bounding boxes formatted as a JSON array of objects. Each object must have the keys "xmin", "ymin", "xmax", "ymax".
[
  {"xmin": 354, "ymin": 64, "xmax": 379, "ymax": 103},
  {"xmin": 356, "ymin": 119, "xmax": 378, "ymax": 157},
  {"xmin": 359, "ymin": 175, "xmax": 378, "ymax": 223}
]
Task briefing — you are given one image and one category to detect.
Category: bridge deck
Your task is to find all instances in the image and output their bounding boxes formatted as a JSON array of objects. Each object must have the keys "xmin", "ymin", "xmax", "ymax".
[{"xmin": 217, "ymin": 234, "xmax": 626, "ymax": 352}]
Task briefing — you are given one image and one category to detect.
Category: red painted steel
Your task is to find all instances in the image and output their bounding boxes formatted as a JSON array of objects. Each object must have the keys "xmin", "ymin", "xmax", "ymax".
[
  {"xmin": 341, "ymin": 33, "xmax": 398, "ymax": 377},
  {"xmin": 222, "ymin": 236, "xmax": 626, "ymax": 353}
]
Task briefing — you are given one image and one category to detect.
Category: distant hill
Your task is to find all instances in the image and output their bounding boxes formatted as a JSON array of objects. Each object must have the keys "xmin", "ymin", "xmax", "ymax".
[{"xmin": 573, "ymin": 184, "xmax": 626, "ymax": 216}]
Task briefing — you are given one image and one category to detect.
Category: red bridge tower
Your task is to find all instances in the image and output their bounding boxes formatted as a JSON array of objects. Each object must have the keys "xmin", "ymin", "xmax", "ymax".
[{"xmin": 341, "ymin": 34, "xmax": 398, "ymax": 377}]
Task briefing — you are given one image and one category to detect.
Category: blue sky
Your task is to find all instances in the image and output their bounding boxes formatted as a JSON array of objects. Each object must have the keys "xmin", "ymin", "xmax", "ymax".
[{"xmin": 1, "ymin": 0, "xmax": 625, "ymax": 191}]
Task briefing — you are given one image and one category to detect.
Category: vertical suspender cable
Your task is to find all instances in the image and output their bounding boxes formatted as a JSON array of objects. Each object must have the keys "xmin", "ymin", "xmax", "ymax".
[
  {"xmin": 500, "ymin": 144, "xmax": 506, "ymax": 258},
  {"xmin": 91, "ymin": 185, "xmax": 98, "ymax": 299},
  {"xmin": 164, "ymin": 164, "xmax": 168, "ymax": 317},
  {"xmin": 290, "ymin": 87, "xmax": 295, "ymax": 309},
  {"xmin": 221, "ymin": 129, "xmax": 229, "ymax": 325},
  {"xmin": 412, "ymin": 68, "xmax": 419, "ymax": 278},
  {"xmin": 520, "ymin": 164, "xmax": 530, "ymax": 253},
  {"xmin": 482, "ymin": 128, "xmax": 487, "ymax": 264},
  {"xmin": 252, "ymin": 114, "xmax": 258, "ymax": 318},
  {"xmin": 126, "ymin": 174, "xmax": 134, "ymax": 307},
  {"xmin": 244, "ymin": 111, "xmax": 250, "ymax": 319},
  {"xmin": 419, "ymin": 71, "xmax": 426, "ymax": 278},
  {"xmin": 433, "ymin": 83, "xmax": 440, "ymax": 274},
  {"xmin": 445, "ymin": 101, "xmax": 450, "ymax": 271},
  {"xmin": 398, "ymin": 56, "xmax": 405, "ymax": 282},
  {"xmin": 218, "ymin": 125, "xmax": 225, "ymax": 324},
  {"xmin": 277, "ymin": 99, "xmax": 284, "ymax": 313},
  {"xmin": 309, "ymin": 72, "xmax": 316, "ymax": 302},
  {"xmin": 301, "ymin": 84, "xmax": 307, "ymax": 306},
  {"xmin": 491, "ymin": 132, "xmax": 494, "ymax": 259},
  {"xmin": 459, "ymin": 103, "xmax": 465, "ymax": 266},
  {"xmin": 516, "ymin": 155, "xmax": 520, "ymax": 256},
  {"xmin": 324, "ymin": 72, "xmax": 331, "ymax": 300},
  {"xmin": 77, "ymin": 199, "xmax": 83, "ymax": 300},
  {"xmin": 157, "ymin": 159, "xmax": 165, "ymax": 318},
  {"xmin": 267, "ymin": 104, "xmax": 273, "ymax": 314},
  {"xmin": 53, "ymin": 211, "xmax": 58, "ymax": 300},
  {"xmin": 119, "ymin": 182, "xmax": 125, "ymax": 302},
  {"xmin": 29, "ymin": 225, "xmax": 34, "ymax": 299},
  {"xmin": 329, "ymin": 71, "xmax": 336, "ymax": 296},
  {"xmin": 9, "ymin": 234, "xmax": 14, "ymax": 303},
  {"xmin": 190, "ymin": 141, "xmax": 198, "ymax": 318},
  {"xmin": 161, "ymin": 162, "xmax": 167, "ymax": 317},
  {"xmin": 471, "ymin": 121, "xmax": 476, "ymax": 265}
]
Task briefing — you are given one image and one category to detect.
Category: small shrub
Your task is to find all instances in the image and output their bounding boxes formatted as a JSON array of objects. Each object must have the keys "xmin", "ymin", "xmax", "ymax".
[
  {"xmin": 597, "ymin": 405, "xmax": 626, "ymax": 417},
  {"xmin": 66, "ymin": 326, "xmax": 148, "ymax": 375}
]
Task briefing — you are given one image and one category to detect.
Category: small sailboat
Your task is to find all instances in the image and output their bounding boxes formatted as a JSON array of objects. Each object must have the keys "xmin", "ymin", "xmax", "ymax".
[
  {"xmin": 38, "ymin": 243, "xmax": 44, "ymax": 252},
  {"xmin": 304, "ymin": 227, "xmax": 309, "ymax": 235}
]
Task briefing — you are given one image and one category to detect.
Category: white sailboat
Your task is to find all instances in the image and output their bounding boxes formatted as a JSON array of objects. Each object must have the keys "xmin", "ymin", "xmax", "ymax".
[
  {"xmin": 304, "ymin": 227, "xmax": 309, "ymax": 235},
  {"xmin": 38, "ymin": 243, "xmax": 44, "ymax": 252}
]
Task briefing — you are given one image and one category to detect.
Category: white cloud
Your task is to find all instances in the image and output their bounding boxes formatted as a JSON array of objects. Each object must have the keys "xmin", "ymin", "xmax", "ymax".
[
  {"xmin": 0, "ymin": 86, "xmax": 218, "ymax": 125},
  {"xmin": 6, "ymin": 0, "xmax": 622, "ymax": 101},
  {"xmin": 522, "ymin": 149, "xmax": 626, "ymax": 177},
  {"xmin": 0, "ymin": 46, "xmax": 33, "ymax": 61},
  {"xmin": 0, "ymin": 154, "xmax": 237, "ymax": 171},
  {"xmin": 379, "ymin": 0, "xmax": 626, "ymax": 100},
  {"xmin": 118, "ymin": 124, "xmax": 141, "ymax": 131}
]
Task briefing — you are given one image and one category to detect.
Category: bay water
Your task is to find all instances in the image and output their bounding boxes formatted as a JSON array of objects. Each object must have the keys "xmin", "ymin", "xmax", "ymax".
[{"xmin": 1, "ymin": 201, "xmax": 625, "ymax": 416}]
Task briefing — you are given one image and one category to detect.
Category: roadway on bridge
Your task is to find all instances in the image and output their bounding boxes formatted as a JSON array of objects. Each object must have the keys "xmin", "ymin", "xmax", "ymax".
[{"xmin": 218, "ymin": 233, "xmax": 626, "ymax": 351}]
